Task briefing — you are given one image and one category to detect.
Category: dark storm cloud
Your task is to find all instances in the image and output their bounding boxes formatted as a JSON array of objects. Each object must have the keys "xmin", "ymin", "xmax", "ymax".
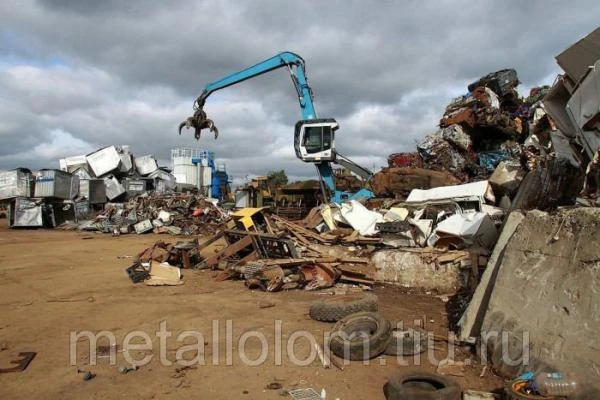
[{"xmin": 0, "ymin": 0, "xmax": 599, "ymax": 183}]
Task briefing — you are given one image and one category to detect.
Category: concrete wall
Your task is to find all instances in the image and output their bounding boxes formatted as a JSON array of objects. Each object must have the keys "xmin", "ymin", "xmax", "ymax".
[
  {"xmin": 371, "ymin": 249, "xmax": 467, "ymax": 294},
  {"xmin": 480, "ymin": 208, "xmax": 600, "ymax": 398}
]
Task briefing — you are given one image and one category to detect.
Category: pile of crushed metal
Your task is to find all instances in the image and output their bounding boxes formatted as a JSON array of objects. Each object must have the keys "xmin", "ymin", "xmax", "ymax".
[
  {"xmin": 77, "ymin": 192, "xmax": 227, "ymax": 236},
  {"xmin": 127, "ymin": 196, "xmax": 488, "ymax": 293},
  {"xmin": 372, "ymin": 66, "xmax": 598, "ymax": 210}
]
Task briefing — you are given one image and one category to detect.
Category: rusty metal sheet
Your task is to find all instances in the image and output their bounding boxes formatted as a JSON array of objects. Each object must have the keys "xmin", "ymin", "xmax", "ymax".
[
  {"xmin": 370, "ymin": 167, "xmax": 460, "ymax": 198},
  {"xmin": 440, "ymin": 107, "xmax": 475, "ymax": 129}
]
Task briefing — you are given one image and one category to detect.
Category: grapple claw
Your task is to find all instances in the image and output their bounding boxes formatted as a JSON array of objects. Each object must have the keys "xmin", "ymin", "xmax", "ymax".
[{"xmin": 177, "ymin": 95, "xmax": 219, "ymax": 141}]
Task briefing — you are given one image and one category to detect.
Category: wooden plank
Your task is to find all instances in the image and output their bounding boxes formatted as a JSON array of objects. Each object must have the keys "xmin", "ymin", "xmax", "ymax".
[
  {"xmin": 200, "ymin": 235, "xmax": 254, "ymax": 269},
  {"xmin": 260, "ymin": 257, "xmax": 368, "ymax": 267},
  {"xmin": 272, "ymin": 215, "xmax": 327, "ymax": 243}
]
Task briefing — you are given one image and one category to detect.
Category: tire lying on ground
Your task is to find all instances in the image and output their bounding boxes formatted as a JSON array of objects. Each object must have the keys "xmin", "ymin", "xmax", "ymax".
[
  {"xmin": 384, "ymin": 327, "xmax": 429, "ymax": 356},
  {"xmin": 383, "ymin": 370, "xmax": 461, "ymax": 400},
  {"xmin": 328, "ymin": 311, "xmax": 392, "ymax": 360},
  {"xmin": 309, "ymin": 294, "xmax": 378, "ymax": 322}
]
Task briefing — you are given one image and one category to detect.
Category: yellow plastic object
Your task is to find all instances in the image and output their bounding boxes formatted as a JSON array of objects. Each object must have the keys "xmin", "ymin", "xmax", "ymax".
[{"xmin": 231, "ymin": 207, "xmax": 270, "ymax": 231}]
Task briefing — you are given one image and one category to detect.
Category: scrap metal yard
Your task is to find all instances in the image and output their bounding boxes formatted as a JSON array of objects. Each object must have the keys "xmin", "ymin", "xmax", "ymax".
[
  {"xmin": 1, "ymin": 4, "xmax": 600, "ymax": 400},
  {"xmin": 0, "ymin": 221, "xmax": 503, "ymax": 399}
]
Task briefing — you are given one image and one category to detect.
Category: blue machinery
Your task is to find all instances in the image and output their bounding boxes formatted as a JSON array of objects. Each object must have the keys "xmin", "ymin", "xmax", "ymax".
[
  {"xmin": 190, "ymin": 151, "xmax": 229, "ymax": 199},
  {"xmin": 179, "ymin": 51, "xmax": 373, "ymax": 203},
  {"xmin": 172, "ymin": 148, "xmax": 230, "ymax": 199}
]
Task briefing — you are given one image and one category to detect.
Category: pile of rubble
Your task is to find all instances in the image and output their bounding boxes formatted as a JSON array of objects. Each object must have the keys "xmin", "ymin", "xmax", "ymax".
[
  {"xmin": 373, "ymin": 65, "xmax": 593, "ymax": 211},
  {"xmin": 79, "ymin": 192, "xmax": 227, "ymax": 236},
  {"xmin": 128, "ymin": 187, "xmax": 496, "ymax": 293}
]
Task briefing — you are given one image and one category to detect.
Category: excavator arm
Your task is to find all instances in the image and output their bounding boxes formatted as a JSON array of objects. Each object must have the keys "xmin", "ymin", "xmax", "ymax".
[{"xmin": 178, "ymin": 51, "xmax": 373, "ymax": 203}]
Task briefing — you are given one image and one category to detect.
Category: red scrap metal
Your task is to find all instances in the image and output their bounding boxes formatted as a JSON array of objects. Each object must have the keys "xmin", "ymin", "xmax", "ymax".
[
  {"xmin": 301, "ymin": 264, "xmax": 341, "ymax": 290},
  {"xmin": 387, "ymin": 152, "xmax": 424, "ymax": 168}
]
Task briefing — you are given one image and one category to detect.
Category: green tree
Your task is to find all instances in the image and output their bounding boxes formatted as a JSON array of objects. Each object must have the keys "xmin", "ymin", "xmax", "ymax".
[{"xmin": 267, "ymin": 169, "xmax": 288, "ymax": 187}]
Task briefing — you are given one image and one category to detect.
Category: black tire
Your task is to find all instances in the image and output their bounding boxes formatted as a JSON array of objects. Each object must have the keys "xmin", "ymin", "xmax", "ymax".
[
  {"xmin": 328, "ymin": 311, "xmax": 392, "ymax": 360},
  {"xmin": 384, "ymin": 327, "xmax": 429, "ymax": 356},
  {"xmin": 383, "ymin": 370, "xmax": 461, "ymax": 400},
  {"xmin": 309, "ymin": 294, "xmax": 378, "ymax": 322}
]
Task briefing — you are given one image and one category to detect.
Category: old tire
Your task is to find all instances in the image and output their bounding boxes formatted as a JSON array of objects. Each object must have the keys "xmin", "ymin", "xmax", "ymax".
[
  {"xmin": 329, "ymin": 311, "xmax": 392, "ymax": 360},
  {"xmin": 384, "ymin": 327, "xmax": 428, "ymax": 356},
  {"xmin": 383, "ymin": 370, "xmax": 461, "ymax": 400},
  {"xmin": 309, "ymin": 294, "xmax": 378, "ymax": 322}
]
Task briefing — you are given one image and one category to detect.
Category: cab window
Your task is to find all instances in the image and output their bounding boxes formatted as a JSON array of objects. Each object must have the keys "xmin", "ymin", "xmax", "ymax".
[{"xmin": 303, "ymin": 125, "xmax": 332, "ymax": 154}]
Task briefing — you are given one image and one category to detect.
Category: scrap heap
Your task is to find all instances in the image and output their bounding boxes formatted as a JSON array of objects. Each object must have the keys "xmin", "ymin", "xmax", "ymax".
[
  {"xmin": 80, "ymin": 192, "xmax": 227, "ymax": 235},
  {"xmin": 0, "ymin": 145, "xmax": 199, "ymax": 229},
  {"xmin": 373, "ymin": 69, "xmax": 587, "ymax": 210},
  {"xmin": 130, "ymin": 206, "xmax": 380, "ymax": 289}
]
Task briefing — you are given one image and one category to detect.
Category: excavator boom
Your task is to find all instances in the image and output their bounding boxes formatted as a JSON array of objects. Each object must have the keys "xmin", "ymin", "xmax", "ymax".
[{"xmin": 178, "ymin": 51, "xmax": 373, "ymax": 203}]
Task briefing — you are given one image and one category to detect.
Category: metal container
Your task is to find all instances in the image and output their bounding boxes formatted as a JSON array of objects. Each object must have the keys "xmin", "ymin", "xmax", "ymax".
[
  {"xmin": 84, "ymin": 179, "xmax": 106, "ymax": 204},
  {"xmin": 34, "ymin": 169, "xmax": 73, "ymax": 199},
  {"xmin": 134, "ymin": 219, "xmax": 153, "ymax": 234},
  {"xmin": 103, "ymin": 175, "xmax": 126, "ymax": 200},
  {"xmin": 135, "ymin": 155, "xmax": 158, "ymax": 176},
  {"xmin": 74, "ymin": 201, "xmax": 90, "ymax": 221},
  {"xmin": 0, "ymin": 168, "xmax": 34, "ymax": 200},
  {"xmin": 149, "ymin": 169, "xmax": 176, "ymax": 192},
  {"xmin": 123, "ymin": 178, "xmax": 147, "ymax": 199},
  {"xmin": 79, "ymin": 179, "xmax": 106, "ymax": 204},
  {"xmin": 48, "ymin": 200, "xmax": 77, "ymax": 226},
  {"xmin": 70, "ymin": 174, "xmax": 80, "ymax": 199},
  {"xmin": 59, "ymin": 155, "xmax": 88, "ymax": 173},
  {"xmin": 86, "ymin": 146, "xmax": 121, "ymax": 177},
  {"xmin": 72, "ymin": 166, "xmax": 92, "ymax": 180},
  {"xmin": 119, "ymin": 153, "xmax": 134, "ymax": 174},
  {"xmin": 8, "ymin": 197, "xmax": 43, "ymax": 228},
  {"xmin": 173, "ymin": 156, "xmax": 198, "ymax": 186}
]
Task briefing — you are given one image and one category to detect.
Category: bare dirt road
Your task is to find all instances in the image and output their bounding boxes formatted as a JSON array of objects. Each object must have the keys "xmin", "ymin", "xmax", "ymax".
[{"xmin": 0, "ymin": 219, "xmax": 502, "ymax": 399}]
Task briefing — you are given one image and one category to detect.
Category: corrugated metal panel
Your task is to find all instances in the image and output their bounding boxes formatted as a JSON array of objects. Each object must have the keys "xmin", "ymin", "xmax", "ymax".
[{"xmin": 34, "ymin": 169, "xmax": 72, "ymax": 199}]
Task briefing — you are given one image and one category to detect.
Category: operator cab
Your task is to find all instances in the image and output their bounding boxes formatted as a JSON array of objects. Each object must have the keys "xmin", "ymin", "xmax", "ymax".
[{"xmin": 294, "ymin": 118, "xmax": 338, "ymax": 162}]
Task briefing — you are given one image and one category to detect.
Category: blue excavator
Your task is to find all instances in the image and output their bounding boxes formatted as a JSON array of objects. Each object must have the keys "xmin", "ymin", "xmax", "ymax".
[{"xmin": 179, "ymin": 51, "xmax": 374, "ymax": 203}]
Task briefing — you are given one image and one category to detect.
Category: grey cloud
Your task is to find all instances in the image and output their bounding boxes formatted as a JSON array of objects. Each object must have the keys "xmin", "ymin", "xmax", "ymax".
[{"xmin": 0, "ymin": 0, "xmax": 599, "ymax": 183}]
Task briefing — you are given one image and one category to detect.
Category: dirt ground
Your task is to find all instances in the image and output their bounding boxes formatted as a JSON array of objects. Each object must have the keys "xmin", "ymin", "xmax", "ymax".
[{"xmin": 0, "ymin": 219, "xmax": 503, "ymax": 399}]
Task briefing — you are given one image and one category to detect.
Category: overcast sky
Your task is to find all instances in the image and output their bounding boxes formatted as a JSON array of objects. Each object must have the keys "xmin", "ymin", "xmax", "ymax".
[{"xmin": 1, "ymin": 0, "xmax": 599, "ymax": 184}]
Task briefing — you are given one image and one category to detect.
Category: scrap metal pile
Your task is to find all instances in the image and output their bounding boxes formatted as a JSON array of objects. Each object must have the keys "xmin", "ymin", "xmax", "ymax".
[
  {"xmin": 0, "ymin": 145, "xmax": 184, "ymax": 229},
  {"xmin": 128, "ymin": 195, "xmax": 490, "ymax": 292},
  {"xmin": 374, "ymin": 66, "xmax": 593, "ymax": 210},
  {"xmin": 128, "ymin": 207, "xmax": 377, "ymax": 289},
  {"xmin": 80, "ymin": 192, "xmax": 227, "ymax": 235}
]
